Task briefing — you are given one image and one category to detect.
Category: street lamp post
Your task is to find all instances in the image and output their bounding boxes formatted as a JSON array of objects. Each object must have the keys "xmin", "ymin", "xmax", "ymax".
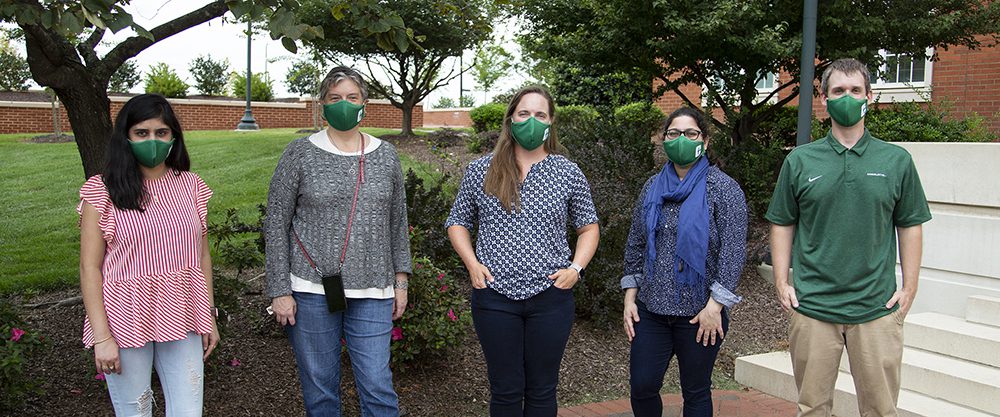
[
  {"xmin": 236, "ymin": 18, "xmax": 259, "ymax": 131},
  {"xmin": 795, "ymin": 0, "xmax": 818, "ymax": 146}
]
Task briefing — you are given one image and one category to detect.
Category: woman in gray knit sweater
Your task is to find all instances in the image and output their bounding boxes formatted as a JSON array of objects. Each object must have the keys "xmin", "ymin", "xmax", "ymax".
[{"xmin": 263, "ymin": 66, "xmax": 412, "ymax": 417}]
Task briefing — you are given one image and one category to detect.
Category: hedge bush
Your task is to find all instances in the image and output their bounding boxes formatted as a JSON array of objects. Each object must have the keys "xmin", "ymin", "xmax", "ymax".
[
  {"xmin": 466, "ymin": 131, "xmax": 499, "ymax": 154},
  {"xmin": 560, "ymin": 115, "xmax": 657, "ymax": 327},
  {"xmin": 557, "ymin": 105, "xmax": 600, "ymax": 128},
  {"xmin": 613, "ymin": 102, "xmax": 665, "ymax": 135},
  {"xmin": 866, "ymin": 101, "xmax": 996, "ymax": 143},
  {"xmin": 230, "ymin": 72, "xmax": 274, "ymax": 102},
  {"xmin": 390, "ymin": 255, "xmax": 470, "ymax": 367},
  {"xmin": 469, "ymin": 103, "xmax": 505, "ymax": 133},
  {"xmin": 144, "ymin": 62, "xmax": 188, "ymax": 98},
  {"xmin": 1, "ymin": 300, "xmax": 45, "ymax": 413}
]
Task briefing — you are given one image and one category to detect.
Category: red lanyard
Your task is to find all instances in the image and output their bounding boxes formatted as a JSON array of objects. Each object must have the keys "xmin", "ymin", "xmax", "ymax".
[{"xmin": 293, "ymin": 133, "xmax": 366, "ymax": 275}]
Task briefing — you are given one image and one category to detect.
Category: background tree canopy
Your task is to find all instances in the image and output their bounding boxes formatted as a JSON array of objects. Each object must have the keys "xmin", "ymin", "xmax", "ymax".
[
  {"xmin": 297, "ymin": 0, "xmax": 496, "ymax": 135},
  {"xmin": 1, "ymin": 0, "xmax": 419, "ymax": 178},
  {"xmin": 518, "ymin": 0, "xmax": 1000, "ymax": 144}
]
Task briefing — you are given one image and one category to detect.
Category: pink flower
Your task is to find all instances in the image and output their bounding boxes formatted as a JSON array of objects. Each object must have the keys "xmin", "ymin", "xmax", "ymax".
[
  {"xmin": 391, "ymin": 327, "xmax": 404, "ymax": 341},
  {"xmin": 447, "ymin": 309, "xmax": 458, "ymax": 321},
  {"xmin": 94, "ymin": 373, "xmax": 106, "ymax": 381},
  {"xmin": 436, "ymin": 273, "xmax": 445, "ymax": 281},
  {"xmin": 10, "ymin": 327, "xmax": 24, "ymax": 342},
  {"xmin": 227, "ymin": 358, "xmax": 242, "ymax": 367},
  {"xmin": 439, "ymin": 285, "xmax": 449, "ymax": 292}
]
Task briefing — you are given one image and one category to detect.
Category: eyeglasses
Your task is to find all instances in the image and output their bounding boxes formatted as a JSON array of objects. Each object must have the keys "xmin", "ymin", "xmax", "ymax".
[{"xmin": 664, "ymin": 129, "xmax": 702, "ymax": 140}]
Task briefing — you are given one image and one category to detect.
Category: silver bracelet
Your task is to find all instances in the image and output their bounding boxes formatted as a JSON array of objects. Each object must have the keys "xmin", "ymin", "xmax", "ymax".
[{"xmin": 394, "ymin": 279, "xmax": 409, "ymax": 290}]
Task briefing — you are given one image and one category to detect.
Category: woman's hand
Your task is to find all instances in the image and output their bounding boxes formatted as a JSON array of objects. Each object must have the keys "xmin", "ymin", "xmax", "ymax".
[
  {"xmin": 623, "ymin": 300, "xmax": 640, "ymax": 343},
  {"xmin": 94, "ymin": 338, "xmax": 121, "ymax": 375},
  {"xmin": 467, "ymin": 261, "xmax": 494, "ymax": 289},
  {"xmin": 393, "ymin": 273, "xmax": 409, "ymax": 320},
  {"xmin": 271, "ymin": 295, "xmax": 297, "ymax": 326},
  {"xmin": 202, "ymin": 321, "xmax": 220, "ymax": 360},
  {"xmin": 623, "ymin": 288, "xmax": 640, "ymax": 342},
  {"xmin": 547, "ymin": 268, "xmax": 579, "ymax": 289},
  {"xmin": 689, "ymin": 298, "xmax": 725, "ymax": 346}
]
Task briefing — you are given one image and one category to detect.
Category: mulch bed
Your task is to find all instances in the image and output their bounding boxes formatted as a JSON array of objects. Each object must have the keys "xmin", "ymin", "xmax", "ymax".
[{"xmin": 8, "ymin": 134, "xmax": 789, "ymax": 416}]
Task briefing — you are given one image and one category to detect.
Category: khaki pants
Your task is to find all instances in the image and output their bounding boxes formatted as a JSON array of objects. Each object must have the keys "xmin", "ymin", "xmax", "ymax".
[{"xmin": 788, "ymin": 309, "xmax": 905, "ymax": 417}]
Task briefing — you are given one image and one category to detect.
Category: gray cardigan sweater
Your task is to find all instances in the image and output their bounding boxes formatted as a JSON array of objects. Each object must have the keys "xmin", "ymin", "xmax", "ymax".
[{"xmin": 264, "ymin": 134, "xmax": 412, "ymax": 298}]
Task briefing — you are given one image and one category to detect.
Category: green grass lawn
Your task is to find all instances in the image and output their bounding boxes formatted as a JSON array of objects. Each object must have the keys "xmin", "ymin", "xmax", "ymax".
[{"xmin": 0, "ymin": 128, "xmax": 430, "ymax": 294}]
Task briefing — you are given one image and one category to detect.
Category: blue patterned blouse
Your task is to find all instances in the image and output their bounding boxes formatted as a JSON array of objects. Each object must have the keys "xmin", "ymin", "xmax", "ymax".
[
  {"xmin": 621, "ymin": 166, "xmax": 748, "ymax": 316},
  {"xmin": 446, "ymin": 153, "xmax": 600, "ymax": 300}
]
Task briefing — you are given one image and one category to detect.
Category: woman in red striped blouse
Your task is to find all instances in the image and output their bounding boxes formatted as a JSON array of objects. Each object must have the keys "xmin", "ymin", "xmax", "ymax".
[{"xmin": 79, "ymin": 94, "xmax": 219, "ymax": 416}]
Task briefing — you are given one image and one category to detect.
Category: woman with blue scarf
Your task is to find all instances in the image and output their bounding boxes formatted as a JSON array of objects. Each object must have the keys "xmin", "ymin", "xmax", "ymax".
[{"xmin": 620, "ymin": 107, "xmax": 748, "ymax": 417}]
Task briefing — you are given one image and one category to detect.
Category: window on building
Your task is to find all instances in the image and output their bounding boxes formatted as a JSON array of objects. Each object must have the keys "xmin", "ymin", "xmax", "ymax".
[
  {"xmin": 755, "ymin": 72, "xmax": 777, "ymax": 90},
  {"xmin": 868, "ymin": 48, "xmax": 934, "ymax": 102}
]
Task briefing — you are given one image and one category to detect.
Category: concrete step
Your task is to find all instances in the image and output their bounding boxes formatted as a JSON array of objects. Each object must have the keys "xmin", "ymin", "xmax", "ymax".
[
  {"xmin": 967, "ymin": 295, "xmax": 1000, "ymax": 327},
  {"xmin": 904, "ymin": 312, "xmax": 1000, "ymax": 367},
  {"xmin": 736, "ymin": 351, "xmax": 994, "ymax": 417}
]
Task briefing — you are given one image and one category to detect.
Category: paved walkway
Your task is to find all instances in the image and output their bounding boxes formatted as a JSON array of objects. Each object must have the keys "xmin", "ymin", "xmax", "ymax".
[{"xmin": 557, "ymin": 389, "xmax": 797, "ymax": 417}]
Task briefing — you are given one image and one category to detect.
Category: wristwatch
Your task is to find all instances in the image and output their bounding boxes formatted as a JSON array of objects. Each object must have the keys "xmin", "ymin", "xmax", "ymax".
[{"xmin": 569, "ymin": 263, "xmax": 584, "ymax": 274}]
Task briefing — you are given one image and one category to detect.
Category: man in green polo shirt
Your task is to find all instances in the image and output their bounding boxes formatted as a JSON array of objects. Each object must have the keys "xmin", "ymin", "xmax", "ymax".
[{"xmin": 765, "ymin": 58, "xmax": 931, "ymax": 417}]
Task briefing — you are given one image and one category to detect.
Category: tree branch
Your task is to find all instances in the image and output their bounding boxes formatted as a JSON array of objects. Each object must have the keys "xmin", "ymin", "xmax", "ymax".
[
  {"xmin": 77, "ymin": 28, "xmax": 106, "ymax": 69},
  {"xmin": 100, "ymin": 1, "xmax": 229, "ymax": 80}
]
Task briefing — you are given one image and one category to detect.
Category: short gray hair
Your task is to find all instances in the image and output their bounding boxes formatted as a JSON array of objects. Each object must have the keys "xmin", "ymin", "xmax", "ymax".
[
  {"xmin": 318, "ymin": 66, "xmax": 368, "ymax": 101},
  {"xmin": 820, "ymin": 58, "xmax": 872, "ymax": 96}
]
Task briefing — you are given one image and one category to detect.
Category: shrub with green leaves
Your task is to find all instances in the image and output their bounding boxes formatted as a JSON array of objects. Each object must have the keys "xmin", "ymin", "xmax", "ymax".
[
  {"xmin": 404, "ymin": 170, "xmax": 460, "ymax": 271},
  {"xmin": 1, "ymin": 300, "xmax": 46, "ymax": 412},
  {"xmin": 285, "ymin": 60, "xmax": 320, "ymax": 97},
  {"xmin": 560, "ymin": 116, "xmax": 657, "ymax": 327},
  {"xmin": 231, "ymin": 71, "xmax": 274, "ymax": 102},
  {"xmin": 189, "ymin": 55, "xmax": 229, "ymax": 96},
  {"xmin": 557, "ymin": 104, "xmax": 600, "ymax": 128},
  {"xmin": 109, "ymin": 60, "xmax": 141, "ymax": 93},
  {"xmin": 390, "ymin": 255, "xmax": 470, "ymax": 367},
  {"xmin": 613, "ymin": 102, "xmax": 665, "ymax": 135},
  {"xmin": 866, "ymin": 100, "xmax": 997, "ymax": 143},
  {"xmin": 433, "ymin": 96, "xmax": 456, "ymax": 109},
  {"xmin": 469, "ymin": 103, "xmax": 505, "ymax": 133},
  {"xmin": 206, "ymin": 205, "xmax": 266, "ymax": 335},
  {"xmin": 144, "ymin": 62, "xmax": 188, "ymax": 98},
  {"xmin": 0, "ymin": 48, "xmax": 31, "ymax": 91}
]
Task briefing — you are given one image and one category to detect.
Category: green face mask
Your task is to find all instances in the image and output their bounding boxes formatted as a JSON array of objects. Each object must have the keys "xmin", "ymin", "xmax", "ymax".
[
  {"xmin": 826, "ymin": 94, "xmax": 868, "ymax": 127},
  {"xmin": 129, "ymin": 138, "xmax": 174, "ymax": 168},
  {"xmin": 510, "ymin": 117, "xmax": 550, "ymax": 151},
  {"xmin": 323, "ymin": 100, "xmax": 366, "ymax": 131},
  {"xmin": 663, "ymin": 136, "xmax": 704, "ymax": 167}
]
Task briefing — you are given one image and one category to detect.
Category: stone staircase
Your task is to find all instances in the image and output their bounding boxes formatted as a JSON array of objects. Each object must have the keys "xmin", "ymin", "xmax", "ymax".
[{"xmin": 735, "ymin": 295, "xmax": 1000, "ymax": 417}]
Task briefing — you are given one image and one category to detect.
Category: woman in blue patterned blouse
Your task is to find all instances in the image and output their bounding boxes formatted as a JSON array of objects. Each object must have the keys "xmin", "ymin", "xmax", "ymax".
[
  {"xmin": 446, "ymin": 86, "xmax": 600, "ymax": 417},
  {"xmin": 621, "ymin": 107, "xmax": 748, "ymax": 417}
]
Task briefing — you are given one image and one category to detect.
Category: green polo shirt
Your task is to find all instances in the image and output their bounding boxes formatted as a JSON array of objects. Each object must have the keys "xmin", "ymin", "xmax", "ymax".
[{"xmin": 765, "ymin": 130, "xmax": 931, "ymax": 324}]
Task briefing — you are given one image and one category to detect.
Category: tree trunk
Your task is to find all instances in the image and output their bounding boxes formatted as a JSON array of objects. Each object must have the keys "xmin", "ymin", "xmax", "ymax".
[
  {"xmin": 400, "ymin": 101, "xmax": 414, "ymax": 136},
  {"xmin": 58, "ymin": 84, "xmax": 113, "ymax": 178}
]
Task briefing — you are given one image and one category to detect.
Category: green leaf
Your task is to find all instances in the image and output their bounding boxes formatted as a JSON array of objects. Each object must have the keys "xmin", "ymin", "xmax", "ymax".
[
  {"xmin": 105, "ymin": 12, "xmax": 133, "ymax": 33},
  {"xmin": 281, "ymin": 37, "xmax": 298, "ymax": 54},
  {"xmin": 81, "ymin": 7, "xmax": 106, "ymax": 29},
  {"xmin": 393, "ymin": 29, "xmax": 409, "ymax": 53},
  {"xmin": 330, "ymin": 4, "xmax": 347, "ymax": 20},
  {"xmin": 60, "ymin": 12, "xmax": 84, "ymax": 35},
  {"xmin": 370, "ymin": 18, "xmax": 390, "ymax": 33},
  {"xmin": 132, "ymin": 24, "xmax": 154, "ymax": 41}
]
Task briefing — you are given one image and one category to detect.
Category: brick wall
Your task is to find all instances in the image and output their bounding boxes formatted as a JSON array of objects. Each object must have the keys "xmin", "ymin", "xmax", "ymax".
[
  {"xmin": 0, "ymin": 96, "xmax": 421, "ymax": 134},
  {"xmin": 932, "ymin": 35, "xmax": 1000, "ymax": 134},
  {"xmin": 423, "ymin": 108, "xmax": 473, "ymax": 128}
]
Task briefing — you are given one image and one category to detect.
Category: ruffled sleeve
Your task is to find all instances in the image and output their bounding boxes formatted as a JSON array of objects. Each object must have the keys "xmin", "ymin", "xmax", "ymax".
[
  {"xmin": 192, "ymin": 174, "xmax": 213, "ymax": 236},
  {"xmin": 77, "ymin": 175, "xmax": 116, "ymax": 243}
]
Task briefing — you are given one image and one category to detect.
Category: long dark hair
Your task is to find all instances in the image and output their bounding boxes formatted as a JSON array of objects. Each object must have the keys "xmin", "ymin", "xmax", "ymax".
[
  {"xmin": 103, "ymin": 94, "xmax": 189, "ymax": 211},
  {"xmin": 484, "ymin": 85, "xmax": 561, "ymax": 212}
]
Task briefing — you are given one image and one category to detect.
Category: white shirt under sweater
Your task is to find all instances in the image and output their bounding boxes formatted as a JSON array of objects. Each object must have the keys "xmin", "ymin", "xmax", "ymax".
[{"xmin": 289, "ymin": 131, "xmax": 394, "ymax": 299}]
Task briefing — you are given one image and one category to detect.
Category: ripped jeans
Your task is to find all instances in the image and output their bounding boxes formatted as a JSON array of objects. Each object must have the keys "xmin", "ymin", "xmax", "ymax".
[{"xmin": 105, "ymin": 332, "xmax": 204, "ymax": 417}]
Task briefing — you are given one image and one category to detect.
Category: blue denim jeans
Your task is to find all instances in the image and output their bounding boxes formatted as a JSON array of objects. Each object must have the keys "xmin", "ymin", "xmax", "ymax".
[
  {"xmin": 629, "ymin": 301, "xmax": 729, "ymax": 417},
  {"xmin": 471, "ymin": 285, "xmax": 575, "ymax": 417},
  {"xmin": 286, "ymin": 292, "xmax": 398, "ymax": 417},
  {"xmin": 105, "ymin": 332, "xmax": 204, "ymax": 417}
]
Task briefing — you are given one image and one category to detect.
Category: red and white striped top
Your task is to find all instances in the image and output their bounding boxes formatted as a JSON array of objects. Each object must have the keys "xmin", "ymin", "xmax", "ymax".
[{"xmin": 77, "ymin": 171, "xmax": 214, "ymax": 349}]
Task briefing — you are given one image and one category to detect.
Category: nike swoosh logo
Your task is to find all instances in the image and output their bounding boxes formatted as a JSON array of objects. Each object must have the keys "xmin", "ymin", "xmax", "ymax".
[{"xmin": 808, "ymin": 175, "xmax": 822, "ymax": 182}]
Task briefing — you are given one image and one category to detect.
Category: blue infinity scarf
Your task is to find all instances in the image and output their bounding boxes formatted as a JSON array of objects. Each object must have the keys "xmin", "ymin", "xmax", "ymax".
[{"xmin": 642, "ymin": 156, "xmax": 710, "ymax": 290}]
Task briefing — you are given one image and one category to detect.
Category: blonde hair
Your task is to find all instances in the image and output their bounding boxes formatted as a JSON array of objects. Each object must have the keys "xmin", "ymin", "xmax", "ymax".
[{"xmin": 484, "ymin": 85, "xmax": 562, "ymax": 212}]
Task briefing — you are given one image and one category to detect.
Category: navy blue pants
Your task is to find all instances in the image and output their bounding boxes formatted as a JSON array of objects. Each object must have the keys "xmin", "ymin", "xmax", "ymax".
[
  {"xmin": 471, "ymin": 286, "xmax": 575, "ymax": 417},
  {"xmin": 629, "ymin": 301, "xmax": 729, "ymax": 417}
]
